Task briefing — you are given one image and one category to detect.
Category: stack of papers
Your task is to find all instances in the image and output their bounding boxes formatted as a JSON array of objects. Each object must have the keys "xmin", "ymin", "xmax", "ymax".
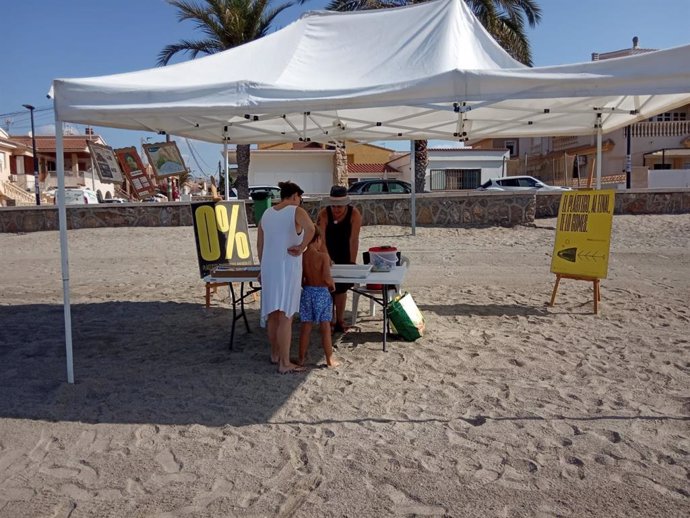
[
  {"xmin": 211, "ymin": 265, "xmax": 260, "ymax": 278},
  {"xmin": 331, "ymin": 264, "xmax": 373, "ymax": 279}
]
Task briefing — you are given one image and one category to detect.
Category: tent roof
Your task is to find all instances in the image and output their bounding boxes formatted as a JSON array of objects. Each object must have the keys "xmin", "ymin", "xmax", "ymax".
[{"xmin": 52, "ymin": 0, "xmax": 690, "ymax": 144}]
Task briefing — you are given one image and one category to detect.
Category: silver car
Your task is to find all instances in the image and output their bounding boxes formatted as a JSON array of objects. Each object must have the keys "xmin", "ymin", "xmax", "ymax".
[{"xmin": 478, "ymin": 176, "xmax": 571, "ymax": 191}]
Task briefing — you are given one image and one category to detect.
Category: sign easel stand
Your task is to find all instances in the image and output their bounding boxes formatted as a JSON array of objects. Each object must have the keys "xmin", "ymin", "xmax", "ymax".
[
  {"xmin": 549, "ymin": 274, "xmax": 601, "ymax": 314},
  {"xmin": 205, "ymin": 281, "xmax": 259, "ymax": 308}
]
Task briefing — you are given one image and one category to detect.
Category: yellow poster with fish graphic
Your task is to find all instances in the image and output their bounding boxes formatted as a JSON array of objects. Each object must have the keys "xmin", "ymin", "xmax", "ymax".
[{"xmin": 551, "ymin": 190, "xmax": 615, "ymax": 278}]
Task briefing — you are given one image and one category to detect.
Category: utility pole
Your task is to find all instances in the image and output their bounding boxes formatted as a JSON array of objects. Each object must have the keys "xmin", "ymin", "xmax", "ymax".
[{"xmin": 22, "ymin": 104, "xmax": 40, "ymax": 205}]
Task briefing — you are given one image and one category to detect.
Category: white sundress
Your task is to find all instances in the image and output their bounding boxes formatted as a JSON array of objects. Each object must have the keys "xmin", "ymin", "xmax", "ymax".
[{"xmin": 259, "ymin": 205, "xmax": 304, "ymax": 322}]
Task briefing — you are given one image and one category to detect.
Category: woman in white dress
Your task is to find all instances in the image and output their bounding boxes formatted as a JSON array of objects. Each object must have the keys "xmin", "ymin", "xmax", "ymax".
[{"xmin": 257, "ymin": 181, "xmax": 315, "ymax": 374}]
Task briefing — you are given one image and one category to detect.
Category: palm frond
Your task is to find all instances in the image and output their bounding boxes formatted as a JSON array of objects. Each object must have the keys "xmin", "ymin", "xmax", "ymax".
[{"xmin": 157, "ymin": 39, "xmax": 224, "ymax": 65}]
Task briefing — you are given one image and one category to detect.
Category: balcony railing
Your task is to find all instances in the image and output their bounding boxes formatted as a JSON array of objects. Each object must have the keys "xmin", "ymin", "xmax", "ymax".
[{"xmin": 630, "ymin": 121, "xmax": 690, "ymax": 138}]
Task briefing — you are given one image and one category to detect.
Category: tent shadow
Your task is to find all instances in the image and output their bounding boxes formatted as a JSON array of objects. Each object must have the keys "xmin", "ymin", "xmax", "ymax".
[
  {"xmin": 333, "ymin": 329, "xmax": 405, "ymax": 350},
  {"xmin": 417, "ymin": 303, "xmax": 550, "ymax": 317},
  {"xmin": 0, "ymin": 302, "xmax": 306, "ymax": 427}
]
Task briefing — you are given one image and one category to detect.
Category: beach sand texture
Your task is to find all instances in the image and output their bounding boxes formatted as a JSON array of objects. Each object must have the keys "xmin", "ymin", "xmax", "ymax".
[{"xmin": 0, "ymin": 214, "xmax": 688, "ymax": 517}]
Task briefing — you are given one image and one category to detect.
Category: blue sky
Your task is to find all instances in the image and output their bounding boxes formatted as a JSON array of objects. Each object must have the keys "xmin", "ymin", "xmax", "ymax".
[{"xmin": 2, "ymin": 0, "xmax": 689, "ymax": 176}]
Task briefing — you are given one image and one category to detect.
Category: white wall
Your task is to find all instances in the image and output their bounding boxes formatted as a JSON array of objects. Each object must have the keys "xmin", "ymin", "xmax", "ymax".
[
  {"xmin": 0, "ymin": 150, "xmax": 8, "ymax": 183},
  {"xmin": 249, "ymin": 152, "xmax": 334, "ymax": 194},
  {"xmin": 648, "ymin": 169, "xmax": 690, "ymax": 188},
  {"xmin": 428, "ymin": 149, "xmax": 509, "ymax": 187}
]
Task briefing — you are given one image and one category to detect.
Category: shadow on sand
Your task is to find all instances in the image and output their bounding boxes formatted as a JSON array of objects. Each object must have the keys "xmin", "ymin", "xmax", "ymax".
[
  {"xmin": 417, "ymin": 302, "xmax": 550, "ymax": 317},
  {"xmin": 0, "ymin": 302, "xmax": 306, "ymax": 427}
]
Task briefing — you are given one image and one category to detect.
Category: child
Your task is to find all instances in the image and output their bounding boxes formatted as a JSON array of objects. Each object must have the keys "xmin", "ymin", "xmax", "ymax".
[{"xmin": 298, "ymin": 228, "xmax": 340, "ymax": 368}]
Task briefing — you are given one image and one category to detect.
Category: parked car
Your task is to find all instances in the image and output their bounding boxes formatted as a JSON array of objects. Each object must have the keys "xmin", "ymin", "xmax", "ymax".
[
  {"xmin": 142, "ymin": 193, "xmax": 169, "ymax": 203},
  {"xmin": 250, "ymin": 185, "xmax": 281, "ymax": 199},
  {"xmin": 54, "ymin": 187, "xmax": 100, "ymax": 205},
  {"xmin": 101, "ymin": 197, "xmax": 128, "ymax": 204},
  {"xmin": 477, "ymin": 176, "xmax": 572, "ymax": 192},
  {"xmin": 225, "ymin": 186, "xmax": 280, "ymax": 199},
  {"xmin": 348, "ymin": 180, "xmax": 412, "ymax": 195}
]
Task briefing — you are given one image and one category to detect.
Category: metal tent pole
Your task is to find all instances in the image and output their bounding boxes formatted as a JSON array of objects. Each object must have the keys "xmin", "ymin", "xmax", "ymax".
[
  {"xmin": 55, "ymin": 115, "xmax": 74, "ymax": 383},
  {"xmin": 410, "ymin": 140, "xmax": 416, "ymax": 236},
  {"xmin": 596, "ymin": 114, "xmax": 603, "ymax": 190},
  {"xmin": 223, "ymin": 127, "xmax": 229, "ymax": 200}
]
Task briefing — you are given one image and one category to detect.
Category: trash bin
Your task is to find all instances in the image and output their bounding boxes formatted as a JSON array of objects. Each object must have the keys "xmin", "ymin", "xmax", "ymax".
[{"xmin": 250, "ymin": 190, "xmax": 272, "ymax": 224}]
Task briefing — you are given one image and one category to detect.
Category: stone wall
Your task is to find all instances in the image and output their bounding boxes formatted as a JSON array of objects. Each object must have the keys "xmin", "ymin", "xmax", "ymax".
[
  {"xmin": 536, "ymin": 188, "xmax": 690, "ymax": 218},
  {"xmin": 2, "ymin": 189, "xmax": 689, "ymax": 233}
]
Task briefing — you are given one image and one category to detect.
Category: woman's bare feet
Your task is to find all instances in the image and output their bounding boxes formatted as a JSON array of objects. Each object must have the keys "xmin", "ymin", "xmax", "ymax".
[
  {"xmin": 278, "ymin": 362, "xmax": 307, "ymax": 374},
  {"xmin": 325, "ymin": 358, "xmax": 341, "ymax": 368}
]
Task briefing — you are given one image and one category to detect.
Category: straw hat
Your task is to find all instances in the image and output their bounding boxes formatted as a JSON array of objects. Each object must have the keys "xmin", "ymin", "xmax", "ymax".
[{"xmin": 322, "ymin": 185, "xmax": 351, "ymax": 206}]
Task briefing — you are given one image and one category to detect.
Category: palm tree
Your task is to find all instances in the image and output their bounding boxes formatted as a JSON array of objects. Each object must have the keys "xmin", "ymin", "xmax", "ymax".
[
  {"xmin": 158, "ymin": 0, "xmax": 307, "ymax": 198},
  {"xmin": 327, "ymin": 0, "xmax": 542, "ymax": 191}
]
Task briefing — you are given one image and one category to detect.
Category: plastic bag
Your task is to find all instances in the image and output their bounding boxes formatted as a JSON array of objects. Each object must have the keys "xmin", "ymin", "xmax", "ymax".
[{"xmin": 387, "ymin": 292, "xmax": 425, "ymax": 341}]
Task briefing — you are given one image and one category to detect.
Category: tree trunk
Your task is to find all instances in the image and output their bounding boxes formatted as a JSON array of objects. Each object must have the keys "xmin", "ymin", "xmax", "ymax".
[
  {"xmin": 333, "ymin": 140, "xmax": 348, "ymax": 187},
  {"xmin": 414, "ymin": 139, "xmax": 428, "ymax": 192},
  {"xmin": 235, "ymin": 144, "xmax": 251, "ymax": 199}
]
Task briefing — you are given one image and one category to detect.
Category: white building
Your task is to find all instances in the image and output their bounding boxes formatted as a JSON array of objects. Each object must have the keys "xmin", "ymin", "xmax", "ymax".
[{"xmin": 472, "ymin": 38, "xmax": 690, "ymax": 189}]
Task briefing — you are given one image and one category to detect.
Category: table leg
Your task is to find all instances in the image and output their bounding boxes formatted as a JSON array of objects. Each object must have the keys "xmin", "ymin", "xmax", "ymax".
[
  {"xmin": 229, "ymin": 283, "xmax": 237, "ymax": 350},
  {"xmin": 240, "ymin": 282, "xmax": 251, "ymax": 331},
  {"xmin": 382, "ymin": 285, "xmax": 389, "ymax": 352}
]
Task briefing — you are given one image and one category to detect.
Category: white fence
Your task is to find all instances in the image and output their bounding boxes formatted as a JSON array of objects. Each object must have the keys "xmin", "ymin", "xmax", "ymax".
[{"xmin": 648, "ymin": 169, "xmax": 690, "ymax": 188}]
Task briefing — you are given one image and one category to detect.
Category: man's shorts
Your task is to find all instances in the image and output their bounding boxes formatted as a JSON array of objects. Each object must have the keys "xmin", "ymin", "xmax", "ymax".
[{"xmin": 300, "ymin": 286, "xmax": 333, "ymax": 323}]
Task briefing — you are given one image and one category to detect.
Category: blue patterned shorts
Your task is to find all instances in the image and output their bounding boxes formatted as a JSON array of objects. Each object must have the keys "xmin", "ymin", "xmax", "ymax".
[{"xmin": 300, "ymin": 286, "xmax": 333, "ymax": 323}]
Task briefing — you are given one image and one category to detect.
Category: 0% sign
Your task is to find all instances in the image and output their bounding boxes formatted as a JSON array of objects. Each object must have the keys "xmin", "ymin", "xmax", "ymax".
[{"xmin": 192, "ymin": 201, "xmax": 255, "ymax": 274}]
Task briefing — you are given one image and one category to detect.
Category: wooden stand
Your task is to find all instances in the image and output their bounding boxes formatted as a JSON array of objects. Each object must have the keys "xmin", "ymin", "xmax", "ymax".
[
  {"xmin": 549, "ymin": 274, "xmax": 601, "ymax": 314},
  {"xmin": 205, "ymin": 282, "xmax": 260, "ymax": 308},
  {"xmin": 205, "ymin": 281, "xmax": 231, "ymax": 308}
]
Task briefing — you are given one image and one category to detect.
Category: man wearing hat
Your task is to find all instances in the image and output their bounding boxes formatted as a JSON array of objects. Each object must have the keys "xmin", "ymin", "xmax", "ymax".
[{"xmin": 317, "ymin": 185, "xmax": 362, "ymax": 332}]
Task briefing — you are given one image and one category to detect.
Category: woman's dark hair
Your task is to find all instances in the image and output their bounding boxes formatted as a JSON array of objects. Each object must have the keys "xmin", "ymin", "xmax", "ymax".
[{"xmin": 279, "ymin": 181, "xmax": 304, "ymax": 200}]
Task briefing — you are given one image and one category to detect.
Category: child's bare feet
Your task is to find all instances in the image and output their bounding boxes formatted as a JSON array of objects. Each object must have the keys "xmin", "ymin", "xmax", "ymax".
[{"xmin": 333, "ymin": 322, "xmax": 350, "ymax": 333}]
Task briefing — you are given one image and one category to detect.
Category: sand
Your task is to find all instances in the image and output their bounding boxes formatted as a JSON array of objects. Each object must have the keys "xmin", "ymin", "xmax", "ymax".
[{"xmin": 0, "ymin": 214, "xmax": 688, "ymax": 517}]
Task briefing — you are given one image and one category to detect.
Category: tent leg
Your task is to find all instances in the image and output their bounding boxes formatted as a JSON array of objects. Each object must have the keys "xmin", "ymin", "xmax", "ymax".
[
  {"xmin": 409, "ymin": 140, "xmax": 416, "ymax": 236},
  {"xmin": 596, "ymin": 115, "xmax": 602, "ymax": 190},
  {"xmin": 223, "ymin": 127, "xmax": 229, "ymax": 200},
  {"xmin": 55, "ymin": 116, "xmax": 74, "ymax": 384}
]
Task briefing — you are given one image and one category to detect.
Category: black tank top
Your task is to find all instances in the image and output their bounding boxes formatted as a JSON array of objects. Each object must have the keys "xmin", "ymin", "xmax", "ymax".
[{"xmin": 326, "ymin": 206, "xmax": 353, "ymax": 264}]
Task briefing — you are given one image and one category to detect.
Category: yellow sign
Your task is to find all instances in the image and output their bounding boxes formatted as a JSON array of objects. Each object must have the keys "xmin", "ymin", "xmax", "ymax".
[
  {"xmin": 192, "ymin": 201, "xmax": 255, "ymax": 277},
  {"xmin": 551, "ymin": 190, "xmax": 615, "ymax": 279}
]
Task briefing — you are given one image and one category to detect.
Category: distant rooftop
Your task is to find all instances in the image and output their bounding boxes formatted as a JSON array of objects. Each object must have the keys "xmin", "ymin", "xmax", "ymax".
[{"xmin": 592, "ymin": 36, "xmax": 657, "ymax": 61}]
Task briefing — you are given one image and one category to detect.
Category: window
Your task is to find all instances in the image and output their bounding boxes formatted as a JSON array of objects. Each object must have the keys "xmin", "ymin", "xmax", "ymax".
[
  {"xmin": 365, "ymin": 182, "xmax": 384, "ymax": 193},
  {"xmin": 518, "ymin": 177, "xmax": 540, "ymax": 187},
  {"xmin": 387, "ymin": 182, "xmax": 407, "ymax": 193},
  {"xmin": 429, "ymin": 169, "xmax": 480, "ymax": 190},
  {"xmin": 504, "ymin": 140, "xmax": 517, "ymax": 157},
  {"xmin": 498, "ymin": 178, "xmax": 520, "ymax": 187},
  {"xmin": 650, "ymin": 112, "xmax": 687, "ymax": 122}
]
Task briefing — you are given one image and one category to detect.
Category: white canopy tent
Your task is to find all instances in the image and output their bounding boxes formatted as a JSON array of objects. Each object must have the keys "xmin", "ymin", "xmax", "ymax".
[{"xmin": 51, "ymin": 0, "xmax": 690, "ymax": 382}]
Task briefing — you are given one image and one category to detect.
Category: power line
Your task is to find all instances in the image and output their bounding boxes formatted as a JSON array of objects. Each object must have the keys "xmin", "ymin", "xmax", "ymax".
[
  {"xmin": 0, "ymin": 106, "xmax": 53, "ymax": 118},
  {"xmin": 184, "ymin": 138, "xmax": 212, "ymax": 176}
]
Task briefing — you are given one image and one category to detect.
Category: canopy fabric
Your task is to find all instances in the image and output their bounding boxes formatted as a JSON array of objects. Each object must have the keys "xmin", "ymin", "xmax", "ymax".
[{"xmin": 52, "ymin": 0, "xmax": 690, "ymax": 143}]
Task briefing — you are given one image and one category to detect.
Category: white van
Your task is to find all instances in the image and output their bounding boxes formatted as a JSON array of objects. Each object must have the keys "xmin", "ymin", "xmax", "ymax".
[{"xmin": 55, "ymin": 188, "xmax": 100, "ymax": 205}]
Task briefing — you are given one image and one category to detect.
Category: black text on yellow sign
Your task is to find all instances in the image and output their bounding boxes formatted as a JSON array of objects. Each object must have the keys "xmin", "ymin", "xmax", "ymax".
[
  {"xmin": 551, "ymin": 190, "xmax": 615, "ymax": 279},
  {"xmin": 192, "ymin": 201, "xmax": 255, "ymax": 278}
]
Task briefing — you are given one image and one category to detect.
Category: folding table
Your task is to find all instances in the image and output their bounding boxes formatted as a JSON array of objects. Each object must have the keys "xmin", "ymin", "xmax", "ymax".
[{"xmin": 331, "ymin": 265, "xmax": 408, "ymax": 352}]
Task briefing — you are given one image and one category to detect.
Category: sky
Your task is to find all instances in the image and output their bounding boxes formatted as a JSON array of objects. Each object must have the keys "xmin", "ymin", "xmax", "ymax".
[{"xmin": 2, "ymin": 0, "xmax": 689, "ymax": 176}]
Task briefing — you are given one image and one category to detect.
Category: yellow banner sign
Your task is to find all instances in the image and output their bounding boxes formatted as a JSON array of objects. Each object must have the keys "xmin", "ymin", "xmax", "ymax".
[
  {"xmin": 191, "ymin": 201, "xmax": 255, "ymax": 278},
  {"xmin": 551, "ymin": 190, "xmax": 615, "ymax": 279}
]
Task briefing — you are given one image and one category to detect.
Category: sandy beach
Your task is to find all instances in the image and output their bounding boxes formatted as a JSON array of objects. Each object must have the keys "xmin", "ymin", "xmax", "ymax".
[{"xmin": 0, "ymin": 214, "xmax": 688, "ymax": 517}]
